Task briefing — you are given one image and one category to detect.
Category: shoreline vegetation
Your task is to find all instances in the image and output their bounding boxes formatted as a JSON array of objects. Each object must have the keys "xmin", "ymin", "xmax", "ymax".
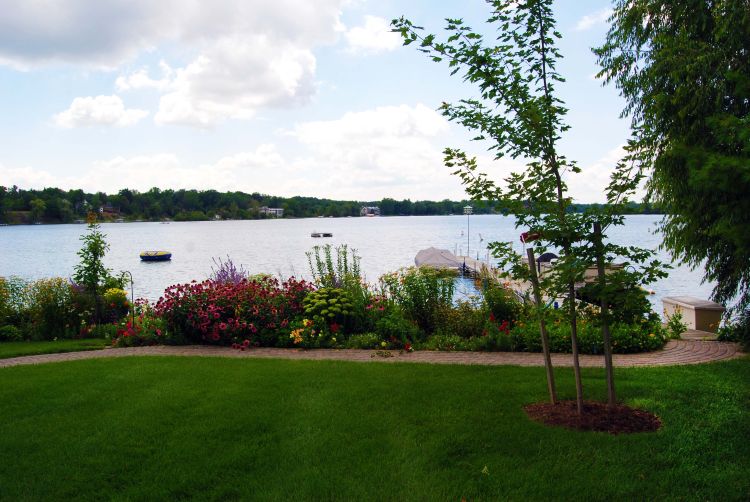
[
  {"xmin": 0, "ymin": 186, "xmax": 663, "ymax": 225},
  {"xmin": 0, "ymin": 231, "xmax": 677, "ymax": 357}
]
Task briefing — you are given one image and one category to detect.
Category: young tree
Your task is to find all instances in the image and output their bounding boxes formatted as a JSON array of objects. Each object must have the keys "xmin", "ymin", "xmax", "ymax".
[
  {"xmin": 394, "ymin": 0, "xmax": 665, "ymax": 412},
  {"xmin": 595, "ymin": 0, "xmax": 750, "ymax": 315},
  {"xmin": 73, "ymin": 213, "xmax": 121, "ymax": 323}
]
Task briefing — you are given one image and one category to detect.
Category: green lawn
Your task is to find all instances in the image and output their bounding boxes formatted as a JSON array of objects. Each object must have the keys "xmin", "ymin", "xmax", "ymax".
[
  {"xmin": 0, "ymin": 338, "xmax": 107, "ymax": 359},
  {"xmin": 0, "ymin": 357, "xmax": 747, "ymax": 501}
]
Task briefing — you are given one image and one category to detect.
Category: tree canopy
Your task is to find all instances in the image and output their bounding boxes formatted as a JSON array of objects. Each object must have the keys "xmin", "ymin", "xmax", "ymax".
[{"xmin": 595, "ymin": 0, "xmax": 750, "ymax": 312}]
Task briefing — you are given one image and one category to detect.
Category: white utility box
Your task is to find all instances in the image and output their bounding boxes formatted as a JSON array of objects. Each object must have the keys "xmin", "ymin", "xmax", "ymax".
[{"xmin": 663, "ymin": 296, "xmax": 725, "ymax": 333}]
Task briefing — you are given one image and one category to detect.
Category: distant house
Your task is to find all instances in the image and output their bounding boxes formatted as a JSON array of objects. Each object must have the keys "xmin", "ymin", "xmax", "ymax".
[
  {"xmin": 99, "ymin": 204, "xmax": 120, "ymax": 217},
  {"xmin": 360, "ymin": 206, "xmax": 380, "ymax": 217},
  {"xmin": 260, "ymin": 206, "xmax": 284, "ymax": 218}
]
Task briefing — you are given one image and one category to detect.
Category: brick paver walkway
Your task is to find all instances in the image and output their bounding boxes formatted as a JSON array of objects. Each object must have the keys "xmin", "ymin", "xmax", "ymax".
[{"xmin": 0, "ymin": 339, "xmax": 742, "ymax": 369}]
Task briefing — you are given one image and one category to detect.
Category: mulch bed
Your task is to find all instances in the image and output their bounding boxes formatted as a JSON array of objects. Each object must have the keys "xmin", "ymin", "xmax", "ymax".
[{"xmin": 524, "ymin": 400, "xmax": 661, "ymax": 434}]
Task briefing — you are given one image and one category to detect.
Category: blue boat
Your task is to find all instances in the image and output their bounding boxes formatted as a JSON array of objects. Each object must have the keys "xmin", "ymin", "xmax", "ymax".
[{"xmin": 140, "ymin": 251, "xmax": 172, "ymax": 262}]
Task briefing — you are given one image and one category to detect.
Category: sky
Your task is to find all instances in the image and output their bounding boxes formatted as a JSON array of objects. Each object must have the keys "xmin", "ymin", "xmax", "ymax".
[{"xmin": 0, "ymin": 0, "xmax": 631, "ymax": 203}]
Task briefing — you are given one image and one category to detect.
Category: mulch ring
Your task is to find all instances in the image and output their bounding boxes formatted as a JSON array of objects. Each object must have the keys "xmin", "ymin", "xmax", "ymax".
[{"xmin": 524, "ymin": 400, "xmax": 661, "ymax": 434}]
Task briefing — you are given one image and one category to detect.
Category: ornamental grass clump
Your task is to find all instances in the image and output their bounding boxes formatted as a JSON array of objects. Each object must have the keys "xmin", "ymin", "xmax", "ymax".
[{"xmin": 155, "ymin": 276, "xmax": 313, "ymax": 347}]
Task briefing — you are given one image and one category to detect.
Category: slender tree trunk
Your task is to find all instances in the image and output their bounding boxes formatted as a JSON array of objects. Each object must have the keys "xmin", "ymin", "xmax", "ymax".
[
  {"xmin": 527, "ymin": 248, "xmax": 557, "ymax": 404},
  {"xmin": 567, "ymin": 283, "xmax": 584, "ymax": 414},
  {"xmin": 594, "ymin": 222, "xmax": 616, "ymax": 407}
]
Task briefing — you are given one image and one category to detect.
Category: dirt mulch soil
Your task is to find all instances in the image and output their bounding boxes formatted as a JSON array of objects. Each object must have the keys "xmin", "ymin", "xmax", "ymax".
[{"xmin": 524, "ymin": 400, "xmax": 661, "ymax": 434}]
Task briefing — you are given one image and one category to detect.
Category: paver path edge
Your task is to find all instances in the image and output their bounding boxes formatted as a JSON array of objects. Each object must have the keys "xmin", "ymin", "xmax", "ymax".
[{"xmin": 0, "ymin": 339, "xmax": 743, "ymax": 369}]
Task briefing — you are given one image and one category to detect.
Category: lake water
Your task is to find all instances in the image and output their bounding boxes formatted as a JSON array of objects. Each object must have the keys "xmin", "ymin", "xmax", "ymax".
[{"xmin": 0, "ymin": 215, "xmax": 714, "ymax": 309}]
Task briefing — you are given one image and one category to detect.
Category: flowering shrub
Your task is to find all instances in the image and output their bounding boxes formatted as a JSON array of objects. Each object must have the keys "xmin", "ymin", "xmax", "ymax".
[
  {"xmin": 210, "ymin": 256, "xmax": 249, "ymax": 285},
  {"xmin": 283, "ymin": 318, "xmax": 337, "ymax": 348},
  {"xmin": 112, "ymin": 300, "xmax": 169, "ymax": 347},
  {"xmin": 103, "ymin": 287, "xmax": 129, "ymax": 322},
  {"xmin": 155, "ymin": 276, "xmax": 313, "ymax": 347}
]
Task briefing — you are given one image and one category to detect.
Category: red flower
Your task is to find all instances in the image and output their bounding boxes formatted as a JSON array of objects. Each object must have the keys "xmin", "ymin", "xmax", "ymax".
[{"xmin": 329, "ymin": 322, "xmax": 341, "ymax": 334}]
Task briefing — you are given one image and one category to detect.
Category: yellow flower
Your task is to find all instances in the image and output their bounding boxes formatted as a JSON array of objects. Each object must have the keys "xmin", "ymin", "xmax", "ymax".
[
  {"xmin": 381, "ymin": 341, "xmax": 387, "ymax": 347},
  {"xmin": 649, "ymin": 333, "xmax": 655, "ymax": 337}
]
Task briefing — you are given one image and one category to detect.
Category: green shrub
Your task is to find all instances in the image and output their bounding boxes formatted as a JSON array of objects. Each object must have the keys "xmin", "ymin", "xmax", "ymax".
[
  {"xmin": 0, "ymin": 276, "xmax": 30, "ymax": 328},
  {"xmin": 577, "ymin": 271, "xmax": 653, "ymax": 325},
  {"xmin": 434, "ymin": 301, "xmax": 487, "ymax": 339},
  {"xmin": 103, "ymin": 287, "xmax": 129, "ymax": 323},
  {"xmin": 25, "ymin": 278, "xmax": 77, "ymax": 340},
  {"xmin": 374, "ymin": 307, "xmax": 420, "ymax": 347},
  {"xmin": 482, "ymin": 284, "xmax": 521, "ymax": 325},
  {"xmin": 379, "ymin": 267, "xmax": 455, "ymax": 335},
  {"xmin": 302, "ymin": 288, "xmax": 355, "ymax": 333},
  {"xmin": 665, "ymin": 308, "xmax": 688, "ymax": 339},
  {"xmin": 0, "ymin": 325, "xmax": 23, "ymax": 342},
  {"xmin": 718, "ymin": 309, "xmax": 750, "ymax": 350},
  {"xmin": 508, "ymin": 311, "xmax": 668, "ymax": 354}
]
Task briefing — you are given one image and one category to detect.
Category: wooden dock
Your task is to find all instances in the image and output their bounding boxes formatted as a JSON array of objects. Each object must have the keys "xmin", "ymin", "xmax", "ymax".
[{"xmin": 455, "ymin": 255, "xmax": 494, "ymax": 276}]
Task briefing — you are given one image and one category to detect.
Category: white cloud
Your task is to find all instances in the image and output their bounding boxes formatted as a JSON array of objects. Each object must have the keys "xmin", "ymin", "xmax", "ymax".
[
  {"xmin": 0, "ymin": 1, "xmax": 346, "ymax": 126},
  {"xmin": 53, "ymin": 95, "xmax": 149, "ymax": 128},
  {"xmin": 2, "ymin": 103, "xmax": 535, "ymax": 200},
  {"xmin": 154, "ymin": 35, "xmax": 317, "ymax": 127},
  {"xmin": 286, "ymin": 104, "xmax": 459, "ymax": 199},
  {"xmin": 344, "ymin": 15, "xmax": 401, "ymax": 54},
  {"xmin": 574, "ymin": 8, "xmax": 613, "ymax": 32},
  {"xmin": 4, "ymin": 104, "xmax": 465, "ymax": 199},
  {"xmin": 0, "ymin": 163, "xmax": 61, "ymax": 188},
  {"xmin": 0, "ymin": 0, "xmax": 346, "ymax": 68},
  {"xmin": 116, "ymin": 61, "xmax": 173, "ymax": 91}
]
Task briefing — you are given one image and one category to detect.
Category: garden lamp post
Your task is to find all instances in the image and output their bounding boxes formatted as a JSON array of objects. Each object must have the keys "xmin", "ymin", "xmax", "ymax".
[
  {"xmin": 463, "ymin": 205, "xmax": 472, "ymax": 257},
  {"xmin": 123, "ymin": 270, "xmax": 135, "ymax": 326}
]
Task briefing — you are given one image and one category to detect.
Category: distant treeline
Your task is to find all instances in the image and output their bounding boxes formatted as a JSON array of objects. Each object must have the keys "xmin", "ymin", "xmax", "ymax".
[{"xmin": 0, "ymin": 186, "xmax": 663, "ymax": 224}]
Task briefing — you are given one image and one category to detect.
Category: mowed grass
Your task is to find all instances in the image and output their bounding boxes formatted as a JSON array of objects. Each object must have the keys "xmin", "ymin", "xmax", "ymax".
[
  {"xmin": 0, "ymin": 339, "xmax": 107, "ymax": 359},
  {"xmin": 0, "ymin": 356, "xmax": 747, "ymax": 501}
]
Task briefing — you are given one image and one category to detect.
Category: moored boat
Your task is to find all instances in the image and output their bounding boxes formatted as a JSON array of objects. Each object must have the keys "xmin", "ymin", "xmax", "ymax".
[{"xmin": 140, "ymin": 251, "xmax": 172, "ymax": 261}]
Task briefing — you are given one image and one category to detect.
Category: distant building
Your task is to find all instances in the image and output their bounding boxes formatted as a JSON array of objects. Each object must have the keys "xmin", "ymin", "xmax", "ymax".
[
  {"xmin": 360, "ymin": 206, "xmax": 380, "ymax": 217},
  {"xmin": 260, "ymin": 206, "xmax": 284, "ymax": 217},
  {"xmin": 99, "ymin": 204, "xmax": 120, "ymax": 217}
]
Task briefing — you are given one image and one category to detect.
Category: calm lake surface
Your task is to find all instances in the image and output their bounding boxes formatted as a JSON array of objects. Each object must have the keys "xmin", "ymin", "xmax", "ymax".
[{"xmin": 0, "ymin": 215, "xmax": 714, "ymax": 308}]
